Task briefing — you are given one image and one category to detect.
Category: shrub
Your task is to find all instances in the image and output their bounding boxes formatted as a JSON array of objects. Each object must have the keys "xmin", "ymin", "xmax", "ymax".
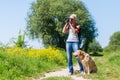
[{"xmin": 0, "ymin": 46, "xmax": 67, "ymax": 80}]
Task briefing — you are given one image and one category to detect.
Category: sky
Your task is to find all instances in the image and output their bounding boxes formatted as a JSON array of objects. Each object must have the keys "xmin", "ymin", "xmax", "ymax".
[
  {"xmin": 82, "ymin": 0, "xmax": 120, "ymax": 48},
  {"xmin": 0, "ymin": 0, "xmax": 120, "ymax": 48}
]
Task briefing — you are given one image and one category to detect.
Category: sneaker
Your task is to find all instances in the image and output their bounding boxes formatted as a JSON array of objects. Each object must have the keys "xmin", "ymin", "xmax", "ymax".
[
  {"xmin": 80, "ymin": 71, "xmax": 85, "ymax": 75},
  {"xmin": 68, "ymin": 72, "xmax": 73, "ymax": 76}
]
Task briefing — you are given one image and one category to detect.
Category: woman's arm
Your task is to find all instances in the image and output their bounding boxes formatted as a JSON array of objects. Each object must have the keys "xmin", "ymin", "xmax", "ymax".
[
  {"xmin": 62, "ymin": 23, "xmax": 69, "ymax": 33},
  {"xmin": 69, "ymin": 24, "xmax": 80, "ymax": 34}
]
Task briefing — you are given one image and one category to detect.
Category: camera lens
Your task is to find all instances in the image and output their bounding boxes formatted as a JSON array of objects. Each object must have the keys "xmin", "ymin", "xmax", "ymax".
[{"xmin": 66, "ymin": 18, "xmax": 69, "ymax": 22}]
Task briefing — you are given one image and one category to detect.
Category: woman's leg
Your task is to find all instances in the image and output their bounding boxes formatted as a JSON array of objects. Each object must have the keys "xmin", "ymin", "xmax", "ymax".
[
  {"xmin": 66, "ymin": 42, "xmax": 73, "ymax": 74},
  {"xmin": 72, "ymin": 42, "xmax": 84, "ymax": 72}
]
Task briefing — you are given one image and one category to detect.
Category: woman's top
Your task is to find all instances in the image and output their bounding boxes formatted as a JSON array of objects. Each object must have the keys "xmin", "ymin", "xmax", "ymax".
[{"xmin": 66, "ymin": 25, "xmax": 79, "ymax": 42}]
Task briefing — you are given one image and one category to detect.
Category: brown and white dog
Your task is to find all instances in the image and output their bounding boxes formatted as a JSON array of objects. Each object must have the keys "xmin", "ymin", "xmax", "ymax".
[{"xmin": 73, "ymin": 50, "xmax": 97, "ymax": 74}]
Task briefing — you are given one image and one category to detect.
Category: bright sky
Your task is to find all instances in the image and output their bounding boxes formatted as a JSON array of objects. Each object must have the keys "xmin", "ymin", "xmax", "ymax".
[
  {"xmin": 82, "ymin": 0, "xmax": 120, "ymax": 48},
  {"xmin": 0, "ymin": 0, "xmax": 120, "ymax": 48}
]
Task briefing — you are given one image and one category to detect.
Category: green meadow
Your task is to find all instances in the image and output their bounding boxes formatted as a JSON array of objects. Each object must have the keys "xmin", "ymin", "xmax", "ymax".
[
  {"xmin": 0, "ymin": 46, "xmax": 120, "ymax": 80},
  {"xmin": 85, "ymin": 51, "xmax": 120, "ymax": 80},
  {"xmin": 0, "ymin": 47, "xmax": 67, "ymax": 80}
]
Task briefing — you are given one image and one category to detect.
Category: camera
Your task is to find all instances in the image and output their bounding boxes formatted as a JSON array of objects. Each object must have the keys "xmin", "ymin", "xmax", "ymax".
[{"xmin": 65, "ymin": 18, "xmax": 71, "ymax": 23}]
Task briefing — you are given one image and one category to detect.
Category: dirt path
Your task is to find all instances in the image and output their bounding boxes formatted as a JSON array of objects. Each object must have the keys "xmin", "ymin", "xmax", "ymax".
[{"xmin": 32, "ymin": 64, "xmax": 90, "ymax": 80}]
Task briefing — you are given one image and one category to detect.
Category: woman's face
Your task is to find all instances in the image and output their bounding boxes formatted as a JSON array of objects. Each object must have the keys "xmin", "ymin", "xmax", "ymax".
[{"xmin": 70, "ymin": 18, "xmax": 76, "ymax": 23}]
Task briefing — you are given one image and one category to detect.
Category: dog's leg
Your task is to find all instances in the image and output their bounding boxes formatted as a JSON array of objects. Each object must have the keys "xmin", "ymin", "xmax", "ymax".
[
  {"xmin": 82, "ymin": 65, "xmax": 86, "ymax": 75},
  {"xmin": 88, "ymin": 66, "xmax": 90, "ymax": 74},
  {"xmin": 87, "ymin": 63, "xmax": 90, "ymax": 74},
  {"xmin": 81, "ymin": 61, "xmax": 86, "ymax": 75}
]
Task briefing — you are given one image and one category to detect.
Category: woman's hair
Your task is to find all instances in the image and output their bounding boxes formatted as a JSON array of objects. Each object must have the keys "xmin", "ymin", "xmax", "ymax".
[{"xmin": 69, "ymin": 14, "xmax": 77, "ymax": 19}]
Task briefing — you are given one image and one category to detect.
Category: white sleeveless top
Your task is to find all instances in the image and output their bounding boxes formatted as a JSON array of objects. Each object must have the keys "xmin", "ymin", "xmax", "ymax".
[{"xmin": 66, "ymin": 27, "xmax": 79, "ymax": 42}]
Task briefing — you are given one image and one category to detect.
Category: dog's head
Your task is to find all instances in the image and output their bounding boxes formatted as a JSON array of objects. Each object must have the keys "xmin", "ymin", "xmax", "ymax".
[{"xmin": 73, "ymin": 50, "xmax": 85, "ymax": 60}]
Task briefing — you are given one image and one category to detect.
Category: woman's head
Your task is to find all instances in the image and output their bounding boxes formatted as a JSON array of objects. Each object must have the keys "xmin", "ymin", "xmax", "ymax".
[
  {"xmin": 69, "ymin": 14, "xmax": 77, "ymax": 23},
  {"xmin": 70, "ymin": 14, "xmax": 77, "ymax": 20}
]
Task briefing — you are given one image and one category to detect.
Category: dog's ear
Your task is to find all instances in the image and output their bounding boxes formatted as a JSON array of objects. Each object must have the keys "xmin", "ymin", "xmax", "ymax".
[
  {"xmin": 78, "ymin": 50, "xmax": 82, "ymax": 55},
  {"xmin": 80, "ymin": 51, "xmax": 84, "ymax": 55},
  {"xmin": 76, "ymin": 50, "xmax": 80, "ymax": 53},
  {"xmin": 73, "ymin": 50, "xmax": 79, "ymax": 57},
  {"xmin": 78, "ymin": 50, "xmax": 84, "ymax": 56}
]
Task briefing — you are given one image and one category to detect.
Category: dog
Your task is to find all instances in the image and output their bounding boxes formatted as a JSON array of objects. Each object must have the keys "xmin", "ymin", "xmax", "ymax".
[{"xmin": 73, "ymin": 50, "xmax": 97, "ymax": 74}]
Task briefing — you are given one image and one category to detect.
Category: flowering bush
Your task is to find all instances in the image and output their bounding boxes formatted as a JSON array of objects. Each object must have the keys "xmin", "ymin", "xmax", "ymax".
[
  {"xmin": 0, "ymin": 46, "xmax": 67, "ymax": 80},
  {"xmin": 6, "ymin": 46, "xmax": 66, "ymax": 65}
]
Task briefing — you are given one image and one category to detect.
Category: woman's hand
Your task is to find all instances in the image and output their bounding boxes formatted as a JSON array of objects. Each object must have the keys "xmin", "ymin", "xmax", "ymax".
[
  {"xmin": 69, "ymin": 23, "xmax": 80, "ymax": 34},
  {"xmin": 62, "ymin": 23, "xmax": 69, "ymax": 33}
]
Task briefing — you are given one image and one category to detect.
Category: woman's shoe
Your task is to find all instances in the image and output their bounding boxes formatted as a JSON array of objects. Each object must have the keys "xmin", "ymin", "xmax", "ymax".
[{"xmin": 68, "ymin": 72, "xmax": 73, "ymax": 75}]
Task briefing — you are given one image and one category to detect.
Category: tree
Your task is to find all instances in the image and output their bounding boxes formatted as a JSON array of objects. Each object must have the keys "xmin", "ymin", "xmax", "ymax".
[
  {"xmin": 26, "ymin": 0, "xmax": 98, "ymax": 51},
  {"xmin": 104, "ymin": 31, "xmax": 120, "ymax": 51},
  {"xmin": 109, "ymin": 31, "xmax": 120, "ymax": 45},
  {"xmin": 88, "ymin": 39, "xmax": 103, "ymax": 53}
]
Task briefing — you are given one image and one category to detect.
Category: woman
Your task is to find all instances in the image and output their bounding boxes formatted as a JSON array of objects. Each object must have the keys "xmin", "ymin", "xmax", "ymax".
[{"xmin": 62, "ymin": 14, "xmax": 83, "ymax": 75}]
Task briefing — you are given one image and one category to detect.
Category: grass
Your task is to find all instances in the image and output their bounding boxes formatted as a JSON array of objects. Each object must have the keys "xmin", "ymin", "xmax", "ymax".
[
  {"xmin": 0, "ymin": 47, "xmax": 67, "ymax": 80},
  {"xmin": 0, "ymin": 46, "xmax": 120, "ymax": 80},
  {"xmin": 77, "ymin": 51, "xmax": 120, "ymax": 80}
]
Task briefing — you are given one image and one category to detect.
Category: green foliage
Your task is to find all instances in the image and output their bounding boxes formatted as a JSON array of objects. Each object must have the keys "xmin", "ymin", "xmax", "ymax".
[
  {"xmin": 104, "ymin": 31, "xmax": 120, "ymax": 52},
  {"xmin": 1, "ymin": 46, "xmax": 120, "ymax": 80},
  {"xmin": 13, "ymin": 30, "xmax": 27, "ymax": 48},
  {"xmin": 109, "ymin": 31, "xmax": 120, "ymax": 45},
  {"xmin": 26, "ymin": 0, "xmax": 98, "ymax": 51},
  {"xmin": 88, "ymin": 39, "xmax": 103, "ymax": 53},
  {"xmin": 104, "ymin": 45, "xmax": 120, "ymax": 52},
  {"xmin": 0, "ymin": 47, "xmax": 67, "ymax": 80}
]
